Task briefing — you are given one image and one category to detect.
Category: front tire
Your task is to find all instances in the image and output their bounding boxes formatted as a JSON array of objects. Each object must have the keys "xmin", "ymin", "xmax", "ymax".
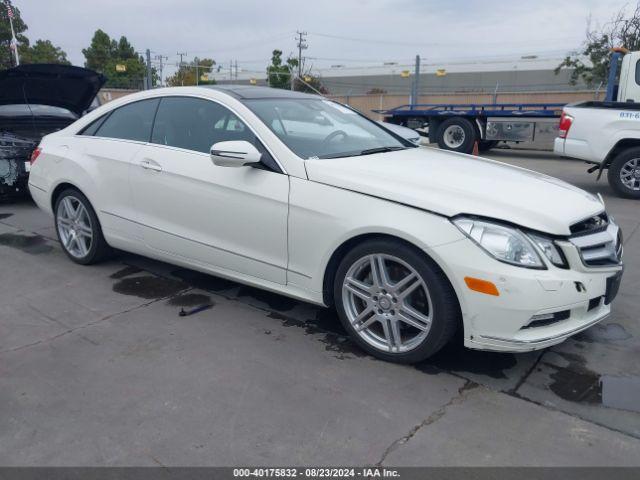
[
  {"xmin": 608, "ymin": 147, "xmax": 640, "ymax": 199},
  {"xmin": 333, "ymin": 239, "xmax": 460, "ymax": 364},
  {"xmin": 54, "ymin": 188, "xmax": 112, "ymax": 264}
]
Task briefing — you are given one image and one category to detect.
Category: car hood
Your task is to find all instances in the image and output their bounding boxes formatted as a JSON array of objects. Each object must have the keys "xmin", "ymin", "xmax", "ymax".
[
  {"xmin": 304, "ymin": 148, "xmax": 604, "ymax": 236},
  {"xmin": 0, "ymin": 64, "xmax": 106, "ymax": 117}
]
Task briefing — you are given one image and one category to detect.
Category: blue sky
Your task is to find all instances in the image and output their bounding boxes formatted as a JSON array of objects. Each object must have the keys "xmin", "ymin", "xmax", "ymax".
[{"xmin": 16, "ymin": 0, "xmax": 631, "ymax": 76}]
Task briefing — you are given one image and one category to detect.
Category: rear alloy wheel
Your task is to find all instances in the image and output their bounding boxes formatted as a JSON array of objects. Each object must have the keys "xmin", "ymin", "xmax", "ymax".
[
  {"xmin": 608, "ymin": 147, "xmax": 640, "ymax": 199},
  {"xmin": 436, "ymin": 117, "xmax": 477, "ymax": 154},
  {"xmin": 54, "ymin": 189, "xmax": 112, "ymax": 264},
  {"xmin": 334, "ymin": 239, "xmax": 459, "ymax": 363}
]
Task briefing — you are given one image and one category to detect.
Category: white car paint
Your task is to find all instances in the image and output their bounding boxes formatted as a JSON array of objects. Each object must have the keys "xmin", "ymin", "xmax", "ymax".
[
  {"xmin": 305, "ymin": 147, "xmax": 603, "ymax": 235},
  {"xmin": 554, "ymin": 103, "xmax": 640, "ymax": 165},
  {"xmin": 29, "ymin": 86, "xmax": 623, "ymax": 354},
  {"xmin": 553, "ymin": 51, "xmax": 640, "ymax": 167}
]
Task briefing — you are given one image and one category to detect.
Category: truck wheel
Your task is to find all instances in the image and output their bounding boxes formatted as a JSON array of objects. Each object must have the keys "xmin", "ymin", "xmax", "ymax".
[
  {"xmin": 436, "ymin": 117, "xmax": 477, "ymax": 154},
  {"xmin": 608, "ymin": 148, "xmax": 640, "ymax": 199},
  {"xmin": 478, "ymin": 140, "xmax": 499, "ymax": 153}
]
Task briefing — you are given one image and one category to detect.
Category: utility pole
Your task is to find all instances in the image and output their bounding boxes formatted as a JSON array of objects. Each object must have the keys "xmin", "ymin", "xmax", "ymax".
[
  {"xmin": 289, "ymin": 63, "xmax": 294, "ymax": 91},
  {"xmin": 145, "ymin": 49, "xmax": 152, "ymax": 90},
  {"xmin": 195, "ymin": 58, "xmax": 199, "ymax": 86},
  {"xmin": 295, "ymin": 30, "xmax": 308, "ymax": 90},
  {"xmin": 229, "ymin": 60, "xmax": 233, "ymax": 82},
  {"xmin": 410, "ymin": 55, "xmax": 420, "ymax": 106},
  {"xmin": 155, "ymin": 55, "xmax": 168, "ymax": 87},
  {"xmin": 234, "ymin": 60, "xmax": 238, "ymax": 81},
  {"xmin": 177, "ymin": 52, "xmax": 187, "ymax": 86}
]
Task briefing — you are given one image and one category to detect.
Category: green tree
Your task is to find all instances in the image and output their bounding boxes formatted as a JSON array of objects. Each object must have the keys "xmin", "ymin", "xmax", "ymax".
[
  {"xmin": 556, "ymin": 3, "xmax": 640, "ymax": 86},
  {"xmin": 0, "ymin": 0, "xmax": 29, "ymax": 69},
  {"xmin": 166, "ymin": 57, "xmax": 216, "ymax": 86},
  {"xmin": 266, "ymin": 49, "xmax": 326, "ymax": 93},
  {"xmin": 82, "ymin": 29, "xmax": 115, "ymax": 73},
  {"xmin": 82, "ymin": 29, "xmax": 156, "ymax": 89},
  {"xmin": 267, "ymin": 49, "xmax": 296, "ymax": 89},
  {"xmin": 115, "ymin": 36, "xmax": 137, "ymax": 60},
  {"xmin": 21, "ymin": 39, "xmax": 70, "ymax": 65}
]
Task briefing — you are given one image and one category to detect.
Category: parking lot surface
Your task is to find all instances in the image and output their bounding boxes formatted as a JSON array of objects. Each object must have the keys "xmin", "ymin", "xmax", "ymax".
[{"xmin": 1, "ymin": 149, "xmax": 639, "ymax": 466}]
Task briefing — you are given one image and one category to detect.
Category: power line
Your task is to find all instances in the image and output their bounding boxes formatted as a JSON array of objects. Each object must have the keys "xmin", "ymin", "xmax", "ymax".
[
  {"xmin": 308, "ymin": 31, "xmax": 582, "ymax": 48},
  {"xmin": 308, "ymin": 31, "xmax": 441, "ymax": 47},
  {"xmin": 158, "ymin": 32, "xmax": 296, "ymax": 58}
]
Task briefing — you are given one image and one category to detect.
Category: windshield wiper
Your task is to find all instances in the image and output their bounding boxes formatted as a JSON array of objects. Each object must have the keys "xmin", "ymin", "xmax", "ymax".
[
  {"xmin": 317, "ymin": 146, "xmax": 408, "ymax": 159},
  {"xmin": 359, "ymin": 146, "xmax": 408, "ymax": 155}
]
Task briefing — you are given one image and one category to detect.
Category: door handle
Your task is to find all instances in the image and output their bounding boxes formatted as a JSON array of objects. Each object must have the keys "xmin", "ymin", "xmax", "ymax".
[{"xmin": 139, "ymin": 159, "xmax": 163, "ymax": 172}]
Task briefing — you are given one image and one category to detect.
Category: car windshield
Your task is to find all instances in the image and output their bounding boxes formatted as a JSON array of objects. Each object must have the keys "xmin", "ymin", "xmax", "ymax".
[{"xmin": 244, "ymin": 98, "xmax": 410, "ymax": 159}]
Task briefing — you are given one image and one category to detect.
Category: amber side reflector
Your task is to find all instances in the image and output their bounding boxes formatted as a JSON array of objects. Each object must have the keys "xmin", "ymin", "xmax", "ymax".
[{"xmin": 464, "ymin": 277, "xmax": 500, "ymax": 296}]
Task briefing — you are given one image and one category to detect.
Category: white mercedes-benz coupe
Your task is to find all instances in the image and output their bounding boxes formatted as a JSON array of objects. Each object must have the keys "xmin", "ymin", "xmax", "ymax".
[{"xmin": 28, "ymin": 85, "xmax": 624, "ymax": 363}]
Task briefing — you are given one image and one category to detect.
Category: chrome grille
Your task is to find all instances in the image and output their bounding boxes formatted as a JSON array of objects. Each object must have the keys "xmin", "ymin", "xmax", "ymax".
[
  {"xmin": 570, "ymin": 221, "xmax": 623, "ymax": 267},
  {"xmin": 569, "ymin": 212, "xmax": 609, "ymax": 236}
]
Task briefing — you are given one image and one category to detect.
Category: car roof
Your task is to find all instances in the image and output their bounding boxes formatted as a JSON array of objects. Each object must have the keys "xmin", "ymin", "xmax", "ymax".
[{"xmin": 201, "ymin": 84, "xmax": 320, "ymax": 100}]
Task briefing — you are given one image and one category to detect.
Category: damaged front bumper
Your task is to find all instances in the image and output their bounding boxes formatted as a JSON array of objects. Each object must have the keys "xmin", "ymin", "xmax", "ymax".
[{"xmin": 0, "ymin": 132, "xmax": 37, "ymax": 198}]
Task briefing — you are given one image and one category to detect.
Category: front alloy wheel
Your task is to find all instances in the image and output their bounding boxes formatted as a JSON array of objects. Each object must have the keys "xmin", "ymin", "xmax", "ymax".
[
  {"xmin": 334, "ymin": 239, "xmax": 460, "ymax": 363},
  {"xmin": 342, "ymin": 254, "xmax": 433, "ymax": 353}
]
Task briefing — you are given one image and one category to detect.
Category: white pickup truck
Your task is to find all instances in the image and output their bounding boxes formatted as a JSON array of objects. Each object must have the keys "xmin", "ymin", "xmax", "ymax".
[{"xmin": 554, "ymin": 49, "xmax": 640, "ymax": 198}]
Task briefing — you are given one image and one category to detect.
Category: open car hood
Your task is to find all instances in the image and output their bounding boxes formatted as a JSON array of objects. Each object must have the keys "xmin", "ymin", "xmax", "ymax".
[{"xmin": 0, "ymin": 64, "xmax": 106, "ymax": 117}]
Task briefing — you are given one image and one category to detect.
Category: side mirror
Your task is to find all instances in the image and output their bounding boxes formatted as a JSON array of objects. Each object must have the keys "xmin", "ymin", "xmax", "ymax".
[{"xmin": 210, "ymin": 140, "xmax": 262, "ymax": 167}]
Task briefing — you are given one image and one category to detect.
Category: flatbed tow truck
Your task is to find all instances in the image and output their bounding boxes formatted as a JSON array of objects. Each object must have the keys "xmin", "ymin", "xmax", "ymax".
[{"xmin": 377, "ymin": 100, "xmax": 564, "ymax": 154}]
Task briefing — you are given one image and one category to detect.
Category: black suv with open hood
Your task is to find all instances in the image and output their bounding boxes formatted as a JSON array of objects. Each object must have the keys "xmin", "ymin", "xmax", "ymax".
[{"xmin": 0, "ymin": 64, "xmax": 106, "ymax": 198}]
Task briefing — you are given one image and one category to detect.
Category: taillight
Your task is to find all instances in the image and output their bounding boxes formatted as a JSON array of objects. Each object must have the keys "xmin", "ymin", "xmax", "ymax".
[
  {"xmin": 558, "ymin": 112, "xmax": 573, "ymax": 139},
  {"xmin": 30, "ymin": 147, "xmax": 41, "ymax": 165}
]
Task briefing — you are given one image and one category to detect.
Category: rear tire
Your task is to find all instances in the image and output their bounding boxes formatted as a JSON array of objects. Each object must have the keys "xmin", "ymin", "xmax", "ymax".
[
  {"xmin": 333, "ymin": 239, "xmax": 460, "ymax": 364},
  {"xmin": 608, "ymin": 147, "xmax": 640, "ymax": 199},
  {"xmin": 436, "ymin": 117, "xmax": 477, "ymax": 154},
  {"xmin": 54, "ymin": 188, "xmax": 112, "ymax": 264}
]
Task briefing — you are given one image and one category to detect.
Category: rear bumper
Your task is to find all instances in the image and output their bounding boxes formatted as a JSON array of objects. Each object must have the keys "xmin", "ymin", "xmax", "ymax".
[
  {"xmin": 553, "ymin": 137, "xmax": 564, "ymax": 156},
  {"xmin": 554, "ymin": 137, "xmax": 600, "ymax": 164},
  {"xmin": 28, "ymin": 180, "xmax": 52, "ymax": 216}
]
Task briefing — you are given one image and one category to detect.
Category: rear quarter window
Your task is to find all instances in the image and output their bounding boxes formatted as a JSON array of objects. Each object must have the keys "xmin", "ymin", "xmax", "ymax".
[
  {"xmin": 94, "ymin": 99, "xmax": 160, "ymax": 142},
  {"xmin": 78, "ymin": 114, "xmax": 108, "ymax": 136}
]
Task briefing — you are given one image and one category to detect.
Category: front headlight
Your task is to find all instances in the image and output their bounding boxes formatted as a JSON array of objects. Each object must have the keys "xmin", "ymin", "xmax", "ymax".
[
  {"xmin": 453, "ymin": 217, "xmax": 544, "ymax": 268},
  {"xmin": 528, "ymin": 233, "xmax": 568, "ymax": 268}
]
